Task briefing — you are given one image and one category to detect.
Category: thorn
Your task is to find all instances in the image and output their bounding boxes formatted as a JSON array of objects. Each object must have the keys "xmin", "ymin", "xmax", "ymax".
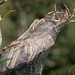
[
  {"xmin": 58, "ymin": 6, "xmax": 65, "ymax": 20},
  {"xmin": 64, "ymin": 9, "xmax": 68, "ymax": 18},
  {"xmin": 52, "ymin": 19, "xmax": 60, "ymax": 22},
  {"xmin": 52, "ymin": 13, "xmax": 55, "ymax": 19},
  {"xmin": 69, "ymin": 8, "xmax": 75, "ymax": 19},
  {"xmin": 72, "ymin": 8, "xmax": 75, "ymax": 16},
  {"xmin": 52, "ymin": 12, "xmax": 62, "ymax": 20},
  {"xmin": 54, "ymin": 3, "xmax": 60, "ymax": 20},
  {"xmin": 59, "ymin": 6, "xmax": 64, "ymax": 13},
  {"xmin": 46, "ymin": 11, "xmax": 54, "ymax": 17},
  {"xmin": 59, "ymin": 6, "xmax": 67, "ymax": 21},
  {"xmin": 69, "ymin": 20, "xmax": 75, "ymax": 22},
  {"xmin": 63, "ymin": 4, "xmax": 71, "ymax": 16},
  {"xmin": 59, "ymin": 6, "xmax": 64, "ymax": 16}
]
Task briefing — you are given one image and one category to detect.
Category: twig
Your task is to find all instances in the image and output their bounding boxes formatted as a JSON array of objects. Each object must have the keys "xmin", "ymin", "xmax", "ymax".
[{"xmin": 67, "ymin": 65, "xmax": 75, "ymax": 75}]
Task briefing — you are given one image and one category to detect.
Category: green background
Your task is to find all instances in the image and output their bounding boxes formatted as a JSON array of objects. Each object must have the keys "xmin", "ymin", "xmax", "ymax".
[{"xmin": 0, "ymin": 0, "xmax": 75, "ymax": 75}]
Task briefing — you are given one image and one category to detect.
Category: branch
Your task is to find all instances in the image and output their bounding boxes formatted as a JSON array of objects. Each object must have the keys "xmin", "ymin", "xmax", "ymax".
[{"xmin": 0, "ymin": 4, "xmax": 75, "ymax": 75}]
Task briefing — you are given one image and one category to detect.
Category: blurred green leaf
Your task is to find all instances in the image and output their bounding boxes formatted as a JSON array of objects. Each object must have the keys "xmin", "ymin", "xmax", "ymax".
[
  {"xmin": 3, "ymin": 10, "xmax": 16, "ymax": 17},
  {"xmin": 0, "ymin": 10, "xmax": 16, "ymax": 21},
  {"xmin": 0, "ymin": 58, "xmax": 11, "ymax": 64}
]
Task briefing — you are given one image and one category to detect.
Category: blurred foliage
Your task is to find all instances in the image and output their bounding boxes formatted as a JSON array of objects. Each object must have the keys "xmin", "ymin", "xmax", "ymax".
[
  {"xmin": 0, "ymin": 10, "xmax": 15, "ymax": 64},
  {"xmin": 0, "ymin": 10, "xmax": 16, "ymax": 21},
  {"xmin": 0, "ymin": 0, "xmax": 75, "ymax": 75},
  {"xmin": 0, "ymin": 58, "xmax": 11, "ymax": 64}
]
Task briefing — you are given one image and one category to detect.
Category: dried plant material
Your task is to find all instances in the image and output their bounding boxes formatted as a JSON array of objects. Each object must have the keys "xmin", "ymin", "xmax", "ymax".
[
  {"xmin": 63, "ymin": 4, "xmax": 71, "ymax": 17},
  {"xmin": 0, "ymin": 4, "xmax": 75, "ymax": 75},
  {"xmin": 54, "ymin": 3, "xmax": 60, "ymax": 20},
  {"xmin": 46, "ymin": 11, "xmax": 54, "ymax": 17},
  {"xmin": 46, "ymin": 4, "xmax": 75, "ymax": 32}
]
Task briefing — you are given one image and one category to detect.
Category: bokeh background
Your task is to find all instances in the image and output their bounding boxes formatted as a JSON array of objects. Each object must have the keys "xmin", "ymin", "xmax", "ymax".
[{"xmin": 0, "ymin": 0, "xmax": 75, "ymax": 75}]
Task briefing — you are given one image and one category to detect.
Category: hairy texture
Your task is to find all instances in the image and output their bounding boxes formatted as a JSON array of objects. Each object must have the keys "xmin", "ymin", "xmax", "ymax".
[{"xmin": 0, "ymin": 4, "xmax": 75, "ymax": 75}]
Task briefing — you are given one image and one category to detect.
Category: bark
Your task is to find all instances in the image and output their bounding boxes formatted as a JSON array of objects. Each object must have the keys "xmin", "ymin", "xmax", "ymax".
[
  {"xmin": 0, "ymin": 17, "xmax": 58, "ymax": 75},
  {"xmin": 1, "ymin": 50, "xmax": 50, "ymax": 75}
]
